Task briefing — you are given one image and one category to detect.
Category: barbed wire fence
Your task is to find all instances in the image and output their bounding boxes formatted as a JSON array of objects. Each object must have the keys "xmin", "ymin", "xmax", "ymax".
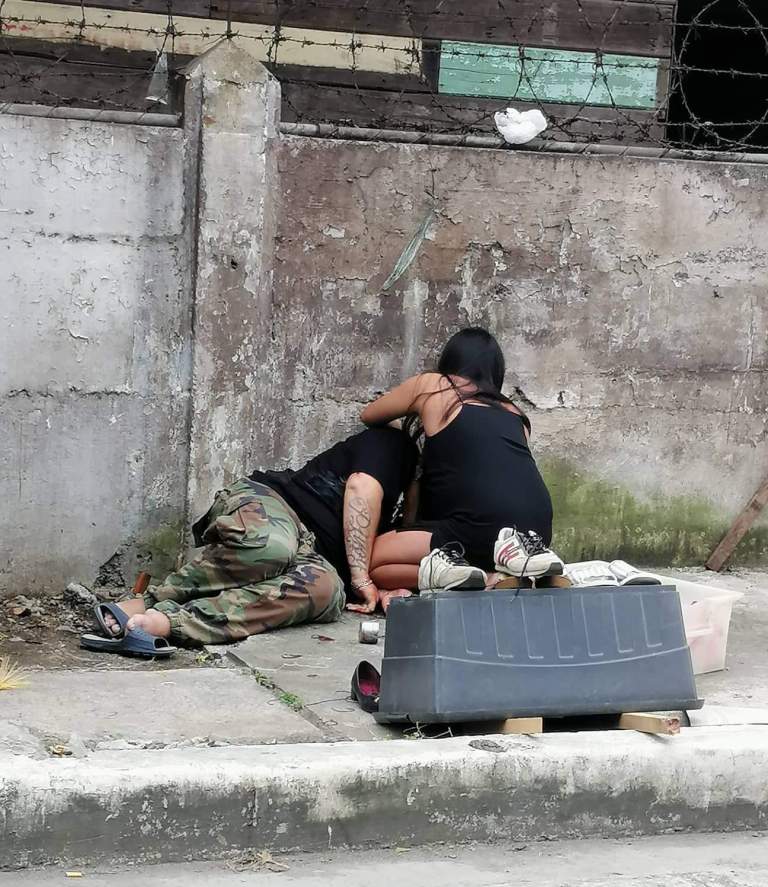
[{"xmin": 0, "ymin": 0, "xmax": 766, "ymax": 153}]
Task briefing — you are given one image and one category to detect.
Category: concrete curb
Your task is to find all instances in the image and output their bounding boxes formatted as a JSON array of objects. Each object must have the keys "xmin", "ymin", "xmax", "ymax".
[{"xmin": 3, "ymin": 726, "xmax": 768, "ymax": 869}]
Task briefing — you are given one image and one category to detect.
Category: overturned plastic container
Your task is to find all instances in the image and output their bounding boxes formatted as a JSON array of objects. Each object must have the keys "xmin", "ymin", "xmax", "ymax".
[
  {"xmin": 375, "ymin": 585, "xmax": 701, "ymax": 725},
  {"xmin": 652, "ymin": 574, "xmax": 742, "ymax": 675}
]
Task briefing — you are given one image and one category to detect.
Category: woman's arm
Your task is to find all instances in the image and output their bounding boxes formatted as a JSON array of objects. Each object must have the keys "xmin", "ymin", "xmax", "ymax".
[{"xmin": 361, "ymin": 373, "xmax": 442, "ymax": 426}]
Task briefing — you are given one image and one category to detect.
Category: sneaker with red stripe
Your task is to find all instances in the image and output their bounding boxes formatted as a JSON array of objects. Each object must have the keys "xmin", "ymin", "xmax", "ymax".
[{"xmin": 494, "ymin": 528, "xmax": 564, "ymax": 578}]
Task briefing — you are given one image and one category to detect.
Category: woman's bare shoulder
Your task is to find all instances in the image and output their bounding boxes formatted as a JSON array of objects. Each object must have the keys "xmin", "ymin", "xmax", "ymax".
[{"xmin": 412, "ymin": 372, "xmax": 451, "ymax": 395}]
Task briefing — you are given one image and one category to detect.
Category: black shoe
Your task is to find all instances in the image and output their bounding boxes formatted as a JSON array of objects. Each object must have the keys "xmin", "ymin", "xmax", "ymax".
[{"xmin": 351, "ymin": 660, "xmax": 380, "ymax": 714}]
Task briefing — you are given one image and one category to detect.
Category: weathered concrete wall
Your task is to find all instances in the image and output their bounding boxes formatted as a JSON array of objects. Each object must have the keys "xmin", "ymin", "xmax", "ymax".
[
  {"xmin": 183, "ymin": 44, "xmax": 282, "ymax": 520},
  {"xmin": 0, "ymin": 114, "xmax": 192, "ymax": 593},
  {"xmin": 3, "ymin": 51, "xmax": 768, "ymax": 595},
  {"xmin": 271, "ymin": 138, "xmax": 768, "ymax": 566}
]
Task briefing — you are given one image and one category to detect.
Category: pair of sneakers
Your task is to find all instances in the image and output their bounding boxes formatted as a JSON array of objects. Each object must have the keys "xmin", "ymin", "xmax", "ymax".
[{"xmin": 417, "ymin": 528, "xmax": 565, "ymax": 593}]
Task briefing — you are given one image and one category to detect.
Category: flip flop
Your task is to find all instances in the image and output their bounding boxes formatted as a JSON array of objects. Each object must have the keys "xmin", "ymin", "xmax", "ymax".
[
  {"xmin": 80, "ymin": 602, "xmax": 176, "ymax": 658},
  {"xmin": 93, "ymin": 602, "xmax": 130, "ymax": 638},
  {"xmin": 351, "ymin": 660, "xmax": 380, "ymax": 714}
]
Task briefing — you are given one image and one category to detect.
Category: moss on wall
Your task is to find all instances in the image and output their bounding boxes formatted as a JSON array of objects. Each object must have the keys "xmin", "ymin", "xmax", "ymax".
[
  {"xmin": 542, "ymin": 458, "xmax": 768, "ymax": 567},
  {"xmin": 136, "ymin": 519, "xmax": 186, "ymax": 579}
]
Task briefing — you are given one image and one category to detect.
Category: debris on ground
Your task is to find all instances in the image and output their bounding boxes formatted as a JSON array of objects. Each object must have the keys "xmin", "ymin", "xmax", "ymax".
[
  {"xmin": 1, "ymin": 583, "xmax": 120, "ymax": 639},
  {"xmin": 227, "ymin": 850, "xmax": 290, "ymax": 873},
  {"xmin": 0, "ymin": 585, "xmax": 204, "ymax": 671}
]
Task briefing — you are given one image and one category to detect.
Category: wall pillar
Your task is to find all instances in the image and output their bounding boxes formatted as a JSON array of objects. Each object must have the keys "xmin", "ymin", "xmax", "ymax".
[{"xmin": 182, "ymin": 40, "xmax": 281, "ymax": 520}]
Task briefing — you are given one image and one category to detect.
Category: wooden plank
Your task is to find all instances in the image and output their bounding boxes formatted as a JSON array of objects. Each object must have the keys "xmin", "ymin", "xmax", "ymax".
[
  {"xmin": 494, "ymin": 576, "xmax": 527, "ymax": 589},
  {"xmin": 706, "ymin": 476, "xmax": 768, "ymax": 572},
  {"xmin": 42, "ymin": 0, "xmax": 212, "ymax": 16},
  {"xmin": 0, "ymin": 41, "xmax": 186, "ymax": 111},
  {"xmin": 0, "ymin": 35, "xmax": 191, "ymax": 70},
  {"xmin": 496, "ymin": 717, "xmax": 544, "ymax": 734},
  {"xmin": 538, "ymin": 575, "xmax": 572, "ymax": 588},
  {"xmin": 269, "ymin": 63, "xmax": 431, "ymax": 92},
  {"xmin": 49, "ymin": 0, "xmax": 675, "ymax": 55},
  {"xmin": 212, "ymin": 0, "xmax": 675, "ymax": 56},
  {"xmin": 280, "ymin": 80, "xmax": 665, "ymax": 144},
  {"xmin": 618, "ymin": 713, "xmax": 681, "ymax": 735}
]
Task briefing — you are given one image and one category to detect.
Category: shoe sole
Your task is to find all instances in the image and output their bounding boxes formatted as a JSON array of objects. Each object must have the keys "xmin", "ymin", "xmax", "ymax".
[
  {"xmin": 494, "ymin": 560, "xmax": 564, "ymax": 579},
  {"xmin": 442, "ymin": 569, "xmax": 488, "ymax": 591}
]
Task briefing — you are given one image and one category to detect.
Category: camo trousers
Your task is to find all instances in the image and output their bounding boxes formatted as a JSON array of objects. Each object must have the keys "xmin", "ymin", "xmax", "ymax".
[{"xmin": 143, "ymin": 479, "xmax": 345, "ymax": 645}]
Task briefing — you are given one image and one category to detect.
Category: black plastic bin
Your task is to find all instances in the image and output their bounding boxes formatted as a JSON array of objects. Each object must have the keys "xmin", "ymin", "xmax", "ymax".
[{"xmin": 375, "ymin": 585, "xmax": 702, "ymax": 724}]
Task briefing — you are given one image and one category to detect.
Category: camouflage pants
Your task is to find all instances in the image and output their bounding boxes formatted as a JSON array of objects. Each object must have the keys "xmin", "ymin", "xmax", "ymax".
[{"xmin": 143, "ymin": 479, "xmax": 345, "ymax": 645}]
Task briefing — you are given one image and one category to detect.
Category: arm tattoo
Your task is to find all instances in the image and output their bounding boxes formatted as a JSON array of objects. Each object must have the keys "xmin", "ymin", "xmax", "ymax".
[{"xmin": 345, "ymin": 495, "xmax": 372, "ymax": 575}]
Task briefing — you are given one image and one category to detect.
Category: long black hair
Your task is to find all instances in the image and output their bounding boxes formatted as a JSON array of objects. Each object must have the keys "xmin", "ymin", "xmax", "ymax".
[{"xmin": 436, "ymin": 327, "xmax": 529, "ymax": 431}]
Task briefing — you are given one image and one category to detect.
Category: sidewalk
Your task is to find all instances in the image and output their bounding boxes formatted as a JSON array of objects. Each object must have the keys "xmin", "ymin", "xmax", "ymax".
[{"xmin": 1, "ymin": 569, "xmax": 767, "ymax": 869}]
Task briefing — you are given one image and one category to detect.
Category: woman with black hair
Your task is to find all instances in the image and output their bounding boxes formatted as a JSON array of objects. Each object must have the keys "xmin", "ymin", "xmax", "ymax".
[{"xmin": 361, "ymin": 327, "xmax": 561, "ymax": 596}]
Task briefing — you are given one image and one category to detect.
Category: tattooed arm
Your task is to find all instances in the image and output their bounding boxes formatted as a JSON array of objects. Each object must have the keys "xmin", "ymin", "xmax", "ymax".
[{"xmin": 343, "ymin": 472, "xmax": 383, "ymax": 614}]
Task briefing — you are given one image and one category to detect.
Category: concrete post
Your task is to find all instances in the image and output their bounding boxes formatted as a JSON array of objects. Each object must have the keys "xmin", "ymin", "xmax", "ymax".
[{"xmin": 182, "ymin": 40, "xmax": 281, "ymax": 521}]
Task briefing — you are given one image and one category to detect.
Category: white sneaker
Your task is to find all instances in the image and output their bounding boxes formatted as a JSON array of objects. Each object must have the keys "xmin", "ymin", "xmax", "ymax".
[
  {"xmin": 418, "ymin": 545, "xmax": 488, "ymax": 592},
  {"xmin": 494, "ymin": 528, "xmax": 565, "ymax": 578},
  {"xmin": 608, "ymin": 560, "xmax": 661, "ymax": 586}
]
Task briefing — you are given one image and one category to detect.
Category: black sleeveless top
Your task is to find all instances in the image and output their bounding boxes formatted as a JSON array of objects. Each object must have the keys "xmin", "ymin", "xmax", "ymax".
[{"xmin": 416, "ymin": 404, "xmax": 553, "ymax": 568}]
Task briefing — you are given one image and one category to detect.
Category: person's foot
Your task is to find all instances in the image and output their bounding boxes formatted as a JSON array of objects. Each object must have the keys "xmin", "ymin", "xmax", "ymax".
[
  {"xmin": 103, "ymin": 597, "xmax": 146, "ymax": 635},
  {"xmin": 127, "ymin": 610, "xmax": 172, "ymax": 638},
  {"xmin": 418, "ymin": 545, "xmax": 487, "ymax": 592},
  {"xmin": 494, "ymin": 528, "xmax": 564, "ymax": 578}
]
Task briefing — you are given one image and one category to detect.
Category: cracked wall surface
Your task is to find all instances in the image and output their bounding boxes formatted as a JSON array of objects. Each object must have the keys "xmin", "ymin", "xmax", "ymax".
[
  {"xmin": 270, "ymin": 137, "xmax": 768, "ymax": 565},
  {"xmin": 3, "ymin": 98, "xmax": 768, "ymax": 594},
  {"xmin": 0, "ymin": 114, "xmax": 192, "ymax": 593}
]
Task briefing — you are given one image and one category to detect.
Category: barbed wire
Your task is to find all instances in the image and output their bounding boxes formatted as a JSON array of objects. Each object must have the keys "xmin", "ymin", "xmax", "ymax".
[{"xmin": 0, "ymin": 0, "xmax": 765, "ymax": 152}]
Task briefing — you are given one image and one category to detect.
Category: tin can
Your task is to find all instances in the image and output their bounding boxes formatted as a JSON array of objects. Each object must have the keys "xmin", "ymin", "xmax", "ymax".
[{"xmin": 358, "ymin": 620, "xmax": 380, "ymax": 644}]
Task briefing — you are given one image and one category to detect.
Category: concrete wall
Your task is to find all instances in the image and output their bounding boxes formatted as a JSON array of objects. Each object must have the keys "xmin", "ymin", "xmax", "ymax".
[
  {"xmin": 2, "ymin": 45, "xmax": 768, "ymax": 596},
  {"xmin": 271, "ymin": 138, "xmax": 768, "ymax": 566},
  {"xmin": 0, "ymin": 113, "xmax": 192, "ymax": 593}
]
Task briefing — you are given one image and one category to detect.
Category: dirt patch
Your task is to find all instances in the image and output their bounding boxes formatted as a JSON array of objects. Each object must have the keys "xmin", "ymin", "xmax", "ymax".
[{"xmin": 0, "ymin": 586, "xmax": 204, "ymax": 671}]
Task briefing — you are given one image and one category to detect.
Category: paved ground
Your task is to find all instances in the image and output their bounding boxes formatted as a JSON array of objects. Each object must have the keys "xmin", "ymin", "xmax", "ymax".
[
  {"xmin": 1, "ymin": 568, "xmax": 766, "ymax": 755},
  {"xmin": 221, "ymin": 610, "xmax": 394, "ymax": 740},
  {"xmin": 4, "ymin": 832, "xmax": 768, "ymax": 886},
  {"xmin": 0, "ymin": 667, "xmax": 323, "ymax": 754}
]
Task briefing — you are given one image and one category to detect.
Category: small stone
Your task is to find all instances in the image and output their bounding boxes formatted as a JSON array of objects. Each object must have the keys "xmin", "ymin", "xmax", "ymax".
[
  {"xmin": 65, "ymin": 583, "xmax": 98, "ymax": 606},
  {"xmin": 468, "ymin": 739, "xmax": 506, "ymax": 753}
]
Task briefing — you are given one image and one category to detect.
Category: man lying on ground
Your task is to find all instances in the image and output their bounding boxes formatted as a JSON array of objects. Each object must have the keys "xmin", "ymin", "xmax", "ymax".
[{"xmin": 101, "ymin": 427, "xmax": 417, "ymax": 646}]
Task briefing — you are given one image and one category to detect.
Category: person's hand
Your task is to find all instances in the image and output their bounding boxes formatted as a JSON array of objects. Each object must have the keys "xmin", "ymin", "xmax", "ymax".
[{"xmin": 346, "ymin": 577, "xmax": 380, "ymax": 614}]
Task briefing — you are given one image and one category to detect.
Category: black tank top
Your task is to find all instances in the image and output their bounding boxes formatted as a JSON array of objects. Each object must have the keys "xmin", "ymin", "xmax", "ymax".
[{"xmin": 418, "ymin": 404, "xmax": 553, "ymax": 550}]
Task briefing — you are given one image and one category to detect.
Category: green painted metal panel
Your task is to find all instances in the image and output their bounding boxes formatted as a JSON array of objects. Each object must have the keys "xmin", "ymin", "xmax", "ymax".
[{"xmin": 439, "ymin": 42, "xmax": 659, "ymax": 110}]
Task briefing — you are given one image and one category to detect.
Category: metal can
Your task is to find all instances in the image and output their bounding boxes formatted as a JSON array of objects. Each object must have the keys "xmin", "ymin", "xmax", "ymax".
[{"xmin": 358, "ymin": 620, "xmax": 380, "ymax": 644}]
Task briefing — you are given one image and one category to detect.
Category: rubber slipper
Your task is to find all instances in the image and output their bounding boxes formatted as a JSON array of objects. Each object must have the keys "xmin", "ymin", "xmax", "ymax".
[
  {"xmin": 93, "ymin": 602, "xmax": 130, "ymax": 638},
  {"xmin": 80, "ymin": 627, "xmax": 176, "ymax": 658},
  {"xmin": 83, "ymin": 602, "xmax": 176, "ymax": 658},
  {"xmin": 351, "ymin": 660, "xmax": 380, "ymax": 714}
]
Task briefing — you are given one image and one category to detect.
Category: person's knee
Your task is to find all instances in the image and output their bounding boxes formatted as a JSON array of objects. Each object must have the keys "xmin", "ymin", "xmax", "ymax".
[
  {"xmin": 370, "ymin": 565, "xmax": 386, "ymax": 586},
  {"xmin": 312, "ymin": 570, "xmax": 345, "ymax": 621}
]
